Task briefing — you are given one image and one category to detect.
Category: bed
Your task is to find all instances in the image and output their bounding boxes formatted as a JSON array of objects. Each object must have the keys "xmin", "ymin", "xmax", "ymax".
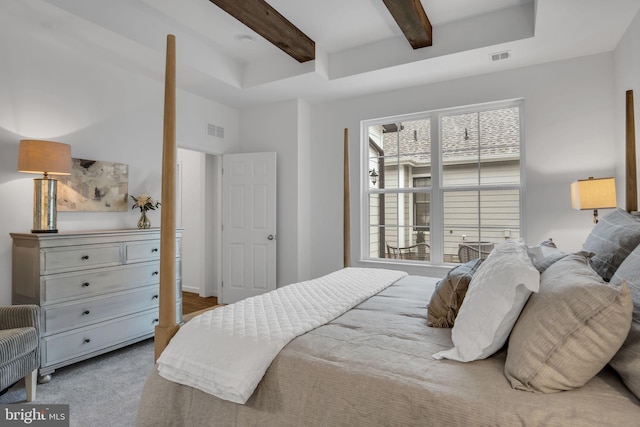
[
  {"xmin": 136, "ymin": 37, "xmax": 640, "ymax": 426},
  {"xmin": 137, "ymin": 272, "xmax": 640, "ymax": 426}
]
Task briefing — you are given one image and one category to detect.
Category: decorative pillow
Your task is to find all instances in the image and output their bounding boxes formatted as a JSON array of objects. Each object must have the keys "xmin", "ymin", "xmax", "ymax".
[
  {"xmin": 609, "ymin": 243, "xmax": 640, "ymax": 398},
  {"xmin": 582, "ymin": 208, "xmax": 640, "ymax": 281},
  {"xmin": 427, "ymin": 259, "xmax": 483, "ymax": 328},
  {"xmin": 527, "ymin": 239, "xmax": 567, "ymax": 273},
  {"xmin": 504, "ymin": 253, "xmax": 633, "ymax": 393},
  {"xmin": 432, "ymin": 239, "xmax": 539, "ymax": 362}
]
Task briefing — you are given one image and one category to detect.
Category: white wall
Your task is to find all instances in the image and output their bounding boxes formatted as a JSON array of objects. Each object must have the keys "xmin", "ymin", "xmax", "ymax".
[
  {"xmin": 238, "ymin": 100, "xmax": 312, "ymax": 287},
  {"xmin": 177, "ymin": 148, "xmax": 205, "ymax": 294},
  {"xmin": 615, "ymin": 8, "xmax": 640, "ymax": 208},
  {"xmin": 297, "ymin": 100, "xmax": 312, "ymax": 281},
  {"xmin": 309, "ymin": 53, "xmax": 618, "ymax": 279},
  {"xmin": 0, "ymin": 28, "xmax": 239, "ymax": 306}
]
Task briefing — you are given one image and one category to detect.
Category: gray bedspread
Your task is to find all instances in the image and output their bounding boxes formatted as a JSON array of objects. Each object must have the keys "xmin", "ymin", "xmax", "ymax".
[{"xmin": 136, "ymin": 275, "xmax": 640, "ymax": 426}]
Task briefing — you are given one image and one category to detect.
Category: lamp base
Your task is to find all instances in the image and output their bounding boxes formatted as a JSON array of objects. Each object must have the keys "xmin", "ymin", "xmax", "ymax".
[{"xmin": 32, "ymin": 178, "xmax": 59, "ymax": 233}]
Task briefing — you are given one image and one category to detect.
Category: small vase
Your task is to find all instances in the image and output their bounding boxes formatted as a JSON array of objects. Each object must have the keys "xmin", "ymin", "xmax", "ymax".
[{"xmin": 137, "ymin": 211, "xmax": 151, "ymax": 229}]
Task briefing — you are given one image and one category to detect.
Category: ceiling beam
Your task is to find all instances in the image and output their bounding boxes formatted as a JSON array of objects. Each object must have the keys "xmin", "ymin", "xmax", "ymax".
[
  {"xmin": 209, "ymin": 0, "xmax": 315, "ymax": 63},
  {"xmin": 382, "ymin": 0, "xmax": 432, "ymax": 49}
]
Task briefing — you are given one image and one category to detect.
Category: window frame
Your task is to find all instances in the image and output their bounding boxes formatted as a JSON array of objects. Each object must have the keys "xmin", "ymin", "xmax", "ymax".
[{"xmin": 360, "ymin": 98, "xmax": 525, "ymax": 265}]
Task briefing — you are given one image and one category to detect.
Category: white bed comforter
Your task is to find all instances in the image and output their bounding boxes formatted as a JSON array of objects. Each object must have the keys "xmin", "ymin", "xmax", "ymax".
[{"xmin": 156, "ymin": 267, "xmax": 407, "ymax": 404}]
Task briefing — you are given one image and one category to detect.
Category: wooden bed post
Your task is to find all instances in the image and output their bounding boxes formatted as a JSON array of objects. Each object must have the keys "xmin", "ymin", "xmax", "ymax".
[
  {"xmin": 155, "ymin": 34, "xmax": 179, "ymax": 361},
  {"xmin": 343, "ymin": 128, "xmax": 351, "ymax": 268},
  {"xmin": 626, "ymin": 90, "xmax": 638, "ymax": 213}
]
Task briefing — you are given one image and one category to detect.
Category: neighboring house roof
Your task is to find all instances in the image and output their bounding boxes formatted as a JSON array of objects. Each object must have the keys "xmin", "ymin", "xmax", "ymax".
[{"xmin": 379, "ymin": 107, "xmax": 520, "ymax": 165}]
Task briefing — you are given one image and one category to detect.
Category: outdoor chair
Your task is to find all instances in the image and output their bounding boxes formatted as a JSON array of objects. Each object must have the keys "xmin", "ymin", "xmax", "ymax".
[
  {"xmin": 457, "ymin": 243, "xmax": 494, "ymax": 263},
  {"xmin": 386, "ymin": 242, "xmax": 430, "ymax": 261}
]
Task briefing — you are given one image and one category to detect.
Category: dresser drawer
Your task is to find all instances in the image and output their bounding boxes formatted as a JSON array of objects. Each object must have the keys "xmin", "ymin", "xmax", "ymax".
[
  {"xmin": 125, "ymin": 240, "xmax": 161, "ymax": 262},
  {"xmin": 43, "ymin": 286, "xmax": 161, "ymax": 334},
  {"xmin": 124, "ymin": 239, "xmax": 181, "ymax": 263},
  {"xmin": 42, "ymin": 244, "xmax": 121, "ymax": 274},
  {"xmin": 42, "ymin": 262, "xmax": 162, "ymax": 304},
  {"xmin": 43, "ymin": 309, "xmax": 160, "ymax": 366}
]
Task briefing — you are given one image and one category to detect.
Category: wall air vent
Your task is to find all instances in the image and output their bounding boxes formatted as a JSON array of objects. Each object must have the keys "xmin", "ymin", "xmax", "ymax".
[
  {"xmin": 490, "ymin": 51, "xmax": 510, "ymax": 62},
  {"xmin": 207, "ymin": 123, "xmax": 225, "ymax": 139}
]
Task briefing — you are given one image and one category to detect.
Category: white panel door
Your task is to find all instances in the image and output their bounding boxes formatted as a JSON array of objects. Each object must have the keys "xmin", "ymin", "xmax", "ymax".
[{"xmin": 221, "ymin": 152, "xmax": 277, "ymax": 303}]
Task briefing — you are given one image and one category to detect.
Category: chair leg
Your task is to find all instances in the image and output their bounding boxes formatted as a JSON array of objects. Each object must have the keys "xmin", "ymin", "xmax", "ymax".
[{"xmin": 25, "ymin": 369, "xmax": 37, "ymax": 402}]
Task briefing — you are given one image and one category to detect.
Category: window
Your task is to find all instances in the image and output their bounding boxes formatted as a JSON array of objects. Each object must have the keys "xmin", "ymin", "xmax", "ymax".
[
  {"xmin": 413, "ymin": 176, "xmax": 431, "ymax": 231},
  {"xmin": 363, "ymin": 100, "xmax": 523, "ymax": 264}
]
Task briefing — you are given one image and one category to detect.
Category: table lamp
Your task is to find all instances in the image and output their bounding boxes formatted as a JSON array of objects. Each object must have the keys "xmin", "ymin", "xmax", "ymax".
[
  {"xmin": 570, "ymin": 176, "xmax": 617, "ymax": 224},
  {"xmin": 17, "ymin": 139, "xmax": 72, "ymax": 233}
]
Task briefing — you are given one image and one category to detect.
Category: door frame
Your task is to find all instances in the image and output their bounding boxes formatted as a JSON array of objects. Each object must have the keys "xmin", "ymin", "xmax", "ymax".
[{"xmin": 176, "ymin": 147, "xmax": 221, "ymax": 298}]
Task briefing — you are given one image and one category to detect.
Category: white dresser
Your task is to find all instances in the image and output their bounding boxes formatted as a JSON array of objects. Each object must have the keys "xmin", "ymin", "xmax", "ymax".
[{"xmin": 11, "ymin": 228, "xmax": 182, "ymax": 381}]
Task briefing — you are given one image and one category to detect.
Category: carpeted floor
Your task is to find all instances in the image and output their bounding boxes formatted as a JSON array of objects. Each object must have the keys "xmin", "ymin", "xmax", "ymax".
[{"xmin": 0, "ymin": 338, "xmax": 155, "ymax": 427}]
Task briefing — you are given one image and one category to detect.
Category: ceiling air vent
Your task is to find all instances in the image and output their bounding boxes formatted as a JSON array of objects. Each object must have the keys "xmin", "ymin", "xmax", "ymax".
[
  {"xmin": 490, "ymin": 51, "xmax": 510, "ymax": 62},
  {"xmin": 207, "ymin": 123, "xmax": 225, "ymax": 139}
]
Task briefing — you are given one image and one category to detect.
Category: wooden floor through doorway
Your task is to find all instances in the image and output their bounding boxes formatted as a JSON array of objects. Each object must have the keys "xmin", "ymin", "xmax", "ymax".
[{"xmin": 182, "ymin": 291, "xmax": 222, "ymax": 322}]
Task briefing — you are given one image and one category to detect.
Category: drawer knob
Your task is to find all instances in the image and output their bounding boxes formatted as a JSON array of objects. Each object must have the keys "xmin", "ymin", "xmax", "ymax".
[
  {"xmin": 83, "ymin": 338, "xmax": 91, "ymax": 344},
  {"xmin": 152, "ymin": 271, "xmax": 159, "ymax": 276},
  {"xmin": 152, "ymin": 295, "xmax": 159, "ymax": 300},
  {"xmin": 81, "ymin": 255, "xmax": 90, "ymax": 260},
  {"xmin": 81, "ymin": 282, "xmax": 90, "ymax": 287},
  {"xmin": 151, "ymin": 248, "xmax": 159, "ymax": 253},
  {"xmin": 153, "ymin": 318, "xmax": 159, "ymax": 324},
  {"xmin": 82, "ymin": 310, "xmax": 90, "ymax": 315}
]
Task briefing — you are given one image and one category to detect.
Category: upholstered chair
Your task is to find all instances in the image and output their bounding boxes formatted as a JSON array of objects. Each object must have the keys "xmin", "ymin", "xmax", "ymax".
[{"xmin": 0, "ymin": 305, "xmax": 40, "ymax": 402}]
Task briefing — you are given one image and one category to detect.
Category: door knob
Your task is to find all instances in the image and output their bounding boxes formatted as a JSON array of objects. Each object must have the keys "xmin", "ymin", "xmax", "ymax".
[{"xmin": 268, "ymin": 234, "xmax": 278, "ymax": 240}]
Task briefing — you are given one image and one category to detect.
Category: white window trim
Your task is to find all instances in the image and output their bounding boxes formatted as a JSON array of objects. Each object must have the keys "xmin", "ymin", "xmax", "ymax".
[{"xmin": 360, "ymin": 98, "xmax": 526, "ymax": 266}]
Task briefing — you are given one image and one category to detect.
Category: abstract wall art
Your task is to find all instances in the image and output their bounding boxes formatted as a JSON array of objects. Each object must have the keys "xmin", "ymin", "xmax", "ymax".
[{"xmin": 57, "ymin": 158, "xmax": 129, "ymax": 212}]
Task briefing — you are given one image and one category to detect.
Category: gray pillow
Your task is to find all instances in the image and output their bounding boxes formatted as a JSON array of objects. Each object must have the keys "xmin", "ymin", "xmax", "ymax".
[
  {"xmin": 527, "ymin": 239, "xmax": 567, "ymax": 273},
  {"xmin": 504, "ymin": 253, "xmax": 633, "ymax": 393},
  {"xmin": 427, "ymin": 259, "xmax": 483, "ymax": 328},
  {"xmin": 609, "ymin": 243, "xmax": 640, "ymax": 398},
  {"xmin": 582, "ymin": 208, "xmax": 640, "ymax": 281}
]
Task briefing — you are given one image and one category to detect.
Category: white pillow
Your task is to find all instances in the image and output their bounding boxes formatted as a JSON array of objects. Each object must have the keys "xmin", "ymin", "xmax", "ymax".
[{"xmin": 433, "ymin": 239, "xmax": 540, "ymax": 362}]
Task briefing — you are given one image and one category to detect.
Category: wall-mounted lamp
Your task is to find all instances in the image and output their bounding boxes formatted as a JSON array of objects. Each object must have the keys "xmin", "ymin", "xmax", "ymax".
[
  {"xmin": 17, "ymin": 139, "xmax": 72, "ymax": 233},
  {"xmin": 369, "ymin": 168, "xmax": 379, "ymax": 186},
  {"xmin": 570, "ymin": 176, "xmax": 617, "ymax": 224}
]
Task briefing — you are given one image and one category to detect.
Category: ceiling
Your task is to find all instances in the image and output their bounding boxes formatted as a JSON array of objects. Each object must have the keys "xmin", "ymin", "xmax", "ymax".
[{"xmin": 4, "ymin": 0, "xmax": 640, "ymax": 108}]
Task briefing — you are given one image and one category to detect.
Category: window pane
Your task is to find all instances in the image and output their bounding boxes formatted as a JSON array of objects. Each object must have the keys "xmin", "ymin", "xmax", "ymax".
[
  {"xmin": 374, "ymin": 226, "xmax": 430, "ymax": 261},
  {"xmin": 367, "ymin": 154, "xmax": 382, "ymax": 189},
  {"xmin": 369, "ymin": 193, "xmax": 382, "ymax": 226},
  {"xmin": 443, "ymin": 191, "xmax": 479, "ymax": 262},
  {"xmin": 381, "ymin": 193, "xmax": 398, "ymax": 227},
  {"xmin": 479, "ymin": 108, "xmax": 520, "ymax": 185},
  {"xmin": 369, "ymin": 226, "xmax": 384, "ymax": 258},
  {"xmin": 368, "ymin": 191, "xmax": 431, "ymax": 261},
  {"xmin": 412, "ymin": 178, "xmax": 431, "ymax": 232},
  {"xmin": 368, "ymin": 118, "xmax": 431, "ymax": 190},
  {"xmin": 479, "ymin": 189, "xmax": 521, "ymax": 240},
  {"xmin": 378, "ymin": 156, "xmax": 399, "ymax": 189},
  {"xmin": 443, "ymin": 189, "xmax": 520, "ymax": 262},
  {"xmin": 442, "ymin": 113, "xmax": 479, "ymax": 187},
  {"xmin": 442, "ymin": 108, "xmax": 520, "ymax": 187}
]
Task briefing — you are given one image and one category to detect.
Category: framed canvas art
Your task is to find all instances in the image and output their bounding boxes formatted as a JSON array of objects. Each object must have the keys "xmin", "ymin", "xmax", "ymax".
[{"xmin": 57, "ymin": 158, "xmax": 129, "ymax": 212}]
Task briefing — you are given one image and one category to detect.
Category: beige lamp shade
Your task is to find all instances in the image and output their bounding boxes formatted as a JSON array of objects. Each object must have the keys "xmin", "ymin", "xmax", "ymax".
[
  {"xmin": 571, "ymin": 177, "xmax": 617, "ymax": 210},
  {"xmin": 17, "ymin": 139, "xmax": 72, "ymax": 176}
]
